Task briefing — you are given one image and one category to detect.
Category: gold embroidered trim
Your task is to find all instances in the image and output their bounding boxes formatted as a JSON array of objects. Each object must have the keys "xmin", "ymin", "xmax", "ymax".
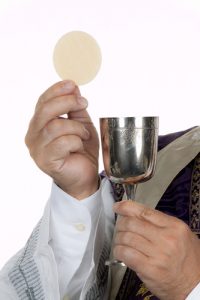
[
  {"xmin": 136, "ymin": 283, "xmax": 154, "ymax": 299},
  {"xmin": 189, "ymin": 153, "xmax": 200, "ymax": 233}
]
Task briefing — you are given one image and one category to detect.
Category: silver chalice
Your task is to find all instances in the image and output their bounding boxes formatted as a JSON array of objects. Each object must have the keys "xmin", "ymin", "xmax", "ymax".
[{"xmin": 99, "ymin": 116, "xmax": 159, "ymax": 266}]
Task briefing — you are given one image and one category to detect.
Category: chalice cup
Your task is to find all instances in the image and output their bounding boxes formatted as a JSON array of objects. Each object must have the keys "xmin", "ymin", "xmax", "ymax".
[{"xmin": 99, "ymin": 116, "xmax": 159, "ymax": 266}]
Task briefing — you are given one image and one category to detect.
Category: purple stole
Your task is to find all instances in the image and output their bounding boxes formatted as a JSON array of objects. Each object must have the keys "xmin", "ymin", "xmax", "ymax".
[{"xmin": 110, "ymin": 128, "xmax": 200, "ymax": 300}]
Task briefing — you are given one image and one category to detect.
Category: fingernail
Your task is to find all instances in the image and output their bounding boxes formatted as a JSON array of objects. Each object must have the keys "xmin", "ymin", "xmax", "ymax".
[
  {"xmin": 113, "ymin": 200, "xmax": 127, "ymax": 210},
  {"xmin": 77, "ymin": 96, "xmax": 88, "ymax": 106},
  {"xmin": 63, "ymin": 80, "xmax": 75, "ymax": 92}
]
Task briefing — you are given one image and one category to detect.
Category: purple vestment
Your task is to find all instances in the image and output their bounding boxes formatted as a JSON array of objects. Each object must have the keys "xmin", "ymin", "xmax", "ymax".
[{"xmin": 109, "ymin": 127, "xmax": 200, "ymax": 300}]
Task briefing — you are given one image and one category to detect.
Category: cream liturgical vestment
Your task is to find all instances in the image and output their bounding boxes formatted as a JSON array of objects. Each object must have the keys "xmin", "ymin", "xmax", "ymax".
[{"xmin": 0, "ymin": 127, "xmax": 200, "ymax": 300}]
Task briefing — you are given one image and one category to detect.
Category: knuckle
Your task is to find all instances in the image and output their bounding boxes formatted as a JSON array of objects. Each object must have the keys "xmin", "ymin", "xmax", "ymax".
[
  {"xmin": 38, "ymin": 102, "xmax": 49, "ymax": 116},
  {"xmin": 113, "ymin": 245, "xmax": 124, "ymax": 260},
  {"xmin": 127, "ymin": 233, "xmax": 137, "ymax": 248},
  {"xmin": 36, "ymin": 95, "xmax": 46, "ymax": 111},
  {"xmin": 81, "ymin": 124, "xmax": 89, "ymax": 137},
  {"xmin": 24, "ymin": 134, "xmax": 36, "ymax": 157},
  {"xmin": 50, "ymin": 84, "xmax": 60, "ymax": 95},
  {"xmin": 29, "ymin": 147, "xmax": 45, "ymax": 170},
  {"xmin": 123, "ymin": 232, "xmax": 131, "ymax": 243},
  {"xmin": 175, "ymin": 219, "xmax": 189, "ymax": 236},
  {"xmin": 55, "ymin": 136, "xmax": 68, "ymax": 148},
  {"xmin": 59, "ymin": 81, "xmax": 69, "ymax": 90},
  {"xmin": 29, "ymin": 144, "xmax": 39, "ymax": 159},
  {"xmin": 163, "ymin": 224, "xmax": 189, "ymax": 255},
  {"xmin": 118, "ymin": 200, "xmax": 131, "ymax": 213},
  {"xmin": 67, "ymin": 120, "xmax": 86, "ymax": 137},
  {"xmin": 75, "ymin": 136, "xmax": 83, "ymax": 149},
  {"xmin": 117, "ymin": 216, "xmax": 132, "ymax": 231},
  {"xmin": 117, "ymin": 232, "xmax": 131, "ymax": 246},
  {"xmin": 38, "ymin": 93, "xmax": 45, "ymax": 104},
  {"xmin": 126, "ymin": 217, "xmax": 134, "ymax": 230},
  {"xmin": 37, "ymin": 97, "xmax": 54, "ymax": 117},
  {"xmin": 45, "ymin": 119, "xmax": 62, "ymax": 135},
  {"xmin": 169, "ymin": 219, "xmax": 190, "ymax": 243},
  {"xmin": 35, "ymin": 154, "xmax": 45, "ymax": 170},
  {"xmin": 115, "ymin": 218, "xmax": 122, "ymax": 230},
  {"xmin": 55, "ymin": 135, "xmax": 81, "ymax": 150},
  {"xmin": 24, "ymin": 132, "xmax": 29, "ymax": 147},
  {"xmin": 141, "ymin": 207, "xmax": 153, "ymax": 219},
  {"xmin": 24, "ymin": 119, "xmax": 34, "ymax": 147}
]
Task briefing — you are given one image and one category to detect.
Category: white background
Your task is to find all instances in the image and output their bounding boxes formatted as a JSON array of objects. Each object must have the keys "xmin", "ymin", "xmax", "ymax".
[{"xmin": 0, "ymin": 0, "xmax": 200, "ymax": 268}]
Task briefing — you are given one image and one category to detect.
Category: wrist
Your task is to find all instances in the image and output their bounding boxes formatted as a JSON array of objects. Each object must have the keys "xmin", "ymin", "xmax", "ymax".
[{"xmin": 55, "ymin": 175, "xmax": 100, "ymax": 200}]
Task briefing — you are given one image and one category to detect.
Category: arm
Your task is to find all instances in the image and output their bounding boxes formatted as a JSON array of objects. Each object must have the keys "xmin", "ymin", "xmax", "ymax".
[
  {"xmin": 25, "ymin": 81, "xmax": 114, "ymax": 298},
  {"xmin": 48, "ymin": 176, "xmax": 115, "ymax": 299},
  {"xmin": 49, "ymin": 179, "xmax": 114, "ymax": 299}
]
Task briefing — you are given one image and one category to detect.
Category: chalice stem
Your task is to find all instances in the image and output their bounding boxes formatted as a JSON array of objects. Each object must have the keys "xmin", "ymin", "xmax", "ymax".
[
  {"xmin": 105, "ymin": 184, "xmax": 138, "ymax": 267},
  {"xmin": 124, "ymin": 184, "xmax": 137, "ymax": 200}
]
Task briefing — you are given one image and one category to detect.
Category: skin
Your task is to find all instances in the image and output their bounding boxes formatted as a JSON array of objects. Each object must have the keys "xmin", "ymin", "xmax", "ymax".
[
  {"xmin": 113, "ymin": 200, "xmax": 200, "ymax": 300},
  {"xmin": 25, "ymin": 80, "xmax": 99, "ymax": 199},
  {"xmin": 25, "ymin": 80, "xmax": 200, "ymax": 298}
]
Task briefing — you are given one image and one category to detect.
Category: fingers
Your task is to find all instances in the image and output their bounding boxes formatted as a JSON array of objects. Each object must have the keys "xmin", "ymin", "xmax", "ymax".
[
  {"xmin": 35, "ymin": 135, "xmax": 84, "ymax": 172},
  {"xmin": 33, "ymin": 94, "xmax": 88, "ymax": 133},
  {"xmin": 38, "ymin": 118, "xmax": 90, "ymax": 147},
  {"xmin": 44, "ymin": 135, "xmax": 84, "ymax": 162},
  {"xmin": 24, "ymin": 80, "xmax": 99, "ymax": 199},
  {"xmin": 28, "ymin": 81, "xmax": 94, "ymax": 143},
  {"xmin": 113, "ymin": 201, "xmax": 188, "ymax": 269},
  {"xmin": 25, "ymin": 80, "xmax": 98, "ymax": 166},
  {"xmin": 25, "ymin": 80, "xmax": 94, "ymax": 151},
  {"xmin": 115, "ymin": 231, "xmax": 154, "ymax": 257},
  {"xmin": 113, "ymin": 245, "xmax": 149, "ymax": 274},
  {"xmin": 113, "ymin": 200, "xmax": 177, "ymax": 228},
  {"xmin": 25, "ymin": 80, "xmax": 92, "ymax": 150},
  {"xmin": 38, "ymin": 80, "xmax": 75, "ymax": 102},
  {"xmin": 40, "ymin": 81, "xmax": 92, "ymax": 124},
  {"xmin": 116, "ymin": 215, "xmax": 160, "ymax": 243},
  {"xmin": 68, "ymin": 85, "xmax": 93, "ymax": 123},
  {"xmin": 112, "ymin": 201, "xmax": 200, "ymax": 299}
]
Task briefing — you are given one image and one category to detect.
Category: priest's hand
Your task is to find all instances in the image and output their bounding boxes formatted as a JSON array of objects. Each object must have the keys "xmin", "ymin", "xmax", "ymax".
[
  {"xmin": 113, "ymin": 200, "xmax": 200, "ymax": 300},
  {"xmin": 25, "ymin": 80, "xmax": 99, "ymax": 199}
]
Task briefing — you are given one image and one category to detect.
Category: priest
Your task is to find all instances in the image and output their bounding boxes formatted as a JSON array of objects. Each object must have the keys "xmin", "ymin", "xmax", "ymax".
[{"xmin": 0, "ymin": 80, "xmax": 200, "ymax": 300}]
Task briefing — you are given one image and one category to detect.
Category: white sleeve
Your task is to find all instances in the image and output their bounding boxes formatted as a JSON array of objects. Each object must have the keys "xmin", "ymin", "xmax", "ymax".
[
  {"xmin": 185, "ymin": 282, "xmax": 200, "ymax": 300},
  {"xmin": 48, "ymin": 178, "xmax": 115, "ymax": 300}
]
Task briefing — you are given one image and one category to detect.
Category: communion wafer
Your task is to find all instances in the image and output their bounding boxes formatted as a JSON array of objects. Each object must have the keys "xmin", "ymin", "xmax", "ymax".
[{"xmin": 53, "ymin": 31, "xmax": 102, "ymax": 85}]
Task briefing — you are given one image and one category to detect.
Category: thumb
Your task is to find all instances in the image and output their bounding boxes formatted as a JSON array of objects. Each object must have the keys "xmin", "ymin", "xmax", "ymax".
[
  {"xmin": 68, "ymin": 86, "xmax": 98, "ymax": 145},
  {"xmin": 68, "ymin": 85, "xmax": 92, "ymax": 124}
]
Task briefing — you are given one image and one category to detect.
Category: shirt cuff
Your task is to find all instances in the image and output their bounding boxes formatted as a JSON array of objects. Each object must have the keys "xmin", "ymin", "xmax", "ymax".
[{"xmin": 186, "ymin": 282, "xmax": 200, "ymax": 299}]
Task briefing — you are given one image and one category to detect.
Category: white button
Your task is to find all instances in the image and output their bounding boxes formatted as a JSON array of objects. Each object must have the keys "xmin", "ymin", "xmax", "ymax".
[{"xmin": 74, "ymin": 223, "xmax": 86, "ymax": 232}]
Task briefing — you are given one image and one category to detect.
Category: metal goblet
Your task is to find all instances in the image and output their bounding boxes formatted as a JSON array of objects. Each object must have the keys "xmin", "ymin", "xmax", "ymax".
[{"xmin": 99, "ymin": 116, "xmax": 159, "ymax": 266}]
